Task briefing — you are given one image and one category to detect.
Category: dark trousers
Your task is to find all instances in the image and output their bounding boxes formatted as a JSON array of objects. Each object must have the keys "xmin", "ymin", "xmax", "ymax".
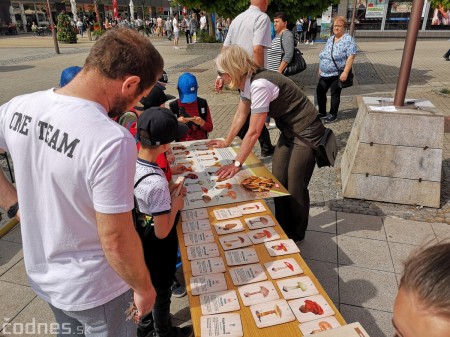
[
  {"xmin": 316, "ymin": 75, "xmax": 342, "ymax": 117},
  {"xmin": 185, "ymin": 29, "xmax": 191, "ymax": 43},
  {"xmin": 272, "ymin": 118, "xmax": 325, "ymax": 241},
  {"xmin": 237, "ymin": 113, "xmax": 274, "ymax": 153},
  {"xmin": 445, "ymin": 49, "xmax": 450, "ymax": 58}
]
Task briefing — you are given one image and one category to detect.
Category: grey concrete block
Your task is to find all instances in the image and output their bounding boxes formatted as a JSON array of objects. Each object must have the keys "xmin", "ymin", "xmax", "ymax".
[
  {"xmin": 0, "ymin": 240, "xmax": 23, "ymax": 276},
  {"xmin": 337, "ymin": 236, "xmax": 394, "ymax": 272},
  {"xmin": 1, "ymin": 224, "xmax": 22, "ymax": 244},
  {"xmin": 0, "ymin": 259, "xmax": 29, "ymax": 287},
  {"xmin": 384, "ymin": 217, "xmax": 436, "ymax": 245},
  {"xmin": 339, "ymin": 265, "xmax": 398, "ymax": 312},
  {"xmin": 340, "ymin": 304, "xmax": 394, "ymax": 337},
  {"xmin": 387, "ymin": 241, "xmax": 419, "ymax": 274},
  {"xmin": 431, "ymin": 222, "xmax": 450, "ymax": 241},
  {"xmin": 298, "ymin": 231, "xmax": 338, "ymax": 264},
  {"xmin": 0, "ymin": 281, "xmax": 36, "ymax": 323},
  {"xmin": 308, "ymin": 208, "xmax": 336, "ymax": 234},
  {"xmin": 4, "ymin": 296, "xmax": 56, "ymax": 337},
  {"xmin": 343, "ymin": 174, "xmax": 441, "ymax": 208},
  {"xmin": 336, "ymin": 212, "xmax": 385, "ymax": 240}
]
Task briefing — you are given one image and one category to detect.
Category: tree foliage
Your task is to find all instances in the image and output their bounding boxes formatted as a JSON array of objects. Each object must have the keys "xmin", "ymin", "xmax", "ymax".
[
  {"xmin": 56, "ymin": 12, "xmax": 77, "ymax": 44},
  {"xmin": 174, "ymin": 0, "xmax": 340, "ymax": 21}
]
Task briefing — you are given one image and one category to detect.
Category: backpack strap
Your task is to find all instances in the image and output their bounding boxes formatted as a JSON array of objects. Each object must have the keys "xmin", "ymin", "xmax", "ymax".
[
  {"xmin": 134, "ymin": 172, "xmax": 159, "ymax": 189},
  {"xmin": 197, "ymin": 97, "xmax": 208, "ymax": 120},
  {"xmin": 169, "ymin": 100, "xmax": 179, "ymax": 116}
]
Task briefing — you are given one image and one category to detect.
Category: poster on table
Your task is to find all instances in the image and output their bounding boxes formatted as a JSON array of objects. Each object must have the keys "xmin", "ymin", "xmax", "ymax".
[{"xmin": 170, "ymin": 139, "xmax": 289, "ymax": 210}]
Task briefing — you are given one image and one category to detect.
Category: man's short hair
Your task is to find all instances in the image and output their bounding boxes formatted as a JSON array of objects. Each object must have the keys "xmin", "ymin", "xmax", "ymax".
[
  {"xmin": 400, "ymin": 241, "xmax": 450, "ymax": 318},
  {"xmin": 84, "ymin": 28, "xmax": 164, "ymax": 93}
]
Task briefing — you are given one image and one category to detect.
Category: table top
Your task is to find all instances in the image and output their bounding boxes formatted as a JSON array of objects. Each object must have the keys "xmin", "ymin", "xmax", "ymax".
[{"xmin": 177, "ymin": 199, "xmax": 346, "ymax": 337}]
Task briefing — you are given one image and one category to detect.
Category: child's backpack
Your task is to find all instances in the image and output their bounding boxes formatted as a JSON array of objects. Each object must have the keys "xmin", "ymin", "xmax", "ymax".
[
  {"xmin": 169, "ymin": 98, "xmax": 209, "ymax": 137},
  {"xmin": 133, "ymin": 173, "xmax": 158, "ymax": 238}
]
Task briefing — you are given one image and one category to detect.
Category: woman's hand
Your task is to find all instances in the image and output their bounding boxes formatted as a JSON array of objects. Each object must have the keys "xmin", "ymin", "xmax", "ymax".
[
  {"xmin": 216, "ymin": 163, "xmax": 240, "ymax": 180},
  {"xmin": 339, "ymin": 72, "xmax": 348, "ymax": 82},
  {"xmin": 207, "ymin": 139, "xmax": 228, "ymax": 148}
]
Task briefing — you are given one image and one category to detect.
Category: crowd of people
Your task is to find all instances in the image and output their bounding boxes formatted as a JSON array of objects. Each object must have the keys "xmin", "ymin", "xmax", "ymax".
[{"xmin": 2, "ymin": 3, "xmax": 449, "ymax": 337}]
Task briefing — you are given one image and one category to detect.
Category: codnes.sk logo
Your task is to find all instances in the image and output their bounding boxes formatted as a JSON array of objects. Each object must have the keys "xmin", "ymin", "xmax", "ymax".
[{"xmin": 2, "ymin": 318, "xmax": 86, "ymax": 335}]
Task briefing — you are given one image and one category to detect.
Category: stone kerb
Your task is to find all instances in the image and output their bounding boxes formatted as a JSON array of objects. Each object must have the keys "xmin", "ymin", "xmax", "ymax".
[{"xmin": 186, "ymin": 43, "xmax": 222, "ymax": 55}]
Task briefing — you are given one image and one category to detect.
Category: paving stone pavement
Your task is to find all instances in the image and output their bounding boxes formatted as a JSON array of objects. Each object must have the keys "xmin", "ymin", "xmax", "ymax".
[{"xmin": 0, "ymin": 34, "xmax": 449, "ymax": 337}]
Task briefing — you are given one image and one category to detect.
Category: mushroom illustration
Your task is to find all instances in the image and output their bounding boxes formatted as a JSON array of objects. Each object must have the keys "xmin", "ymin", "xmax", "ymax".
[
  {"xmin": 219, "ymin": 191, "xmax": 237, "ymax": 199},
  {"xmin": 222, "ymin": 223, "xmax": 238, "ymax": 230},
  {"xmin": 199, "ymin": 156, "xmax": 219, "ymax": 161},
  {"xmin": 271, "ymin": 242, "xmax": 288, "ymax": 251},
  {"xmin": 190, "ymin": 195, "xmax": 212, "ymax": 203},
  {"xmin": 223, "ymin": 236, "xmax": 245, "ymax": 247},
  {"xmin": 282, "ymin": 281, "xmax": 308, "ymax": 292},
  {"xmin": 172, "ymin": 145, "xmax": 187, "ymax": 150},
  {"xmin": 215, "ymin": 183, "xmax": 232, "ymax": 189},
  {"xmin": 197, "ymin": 152, "xmax": 215, "ymax": 156},
  {"xmin": 252, "ymin": 229, "xmax": 273, "ymax": 240},
  {"xmin": 244, "ymin": 286, "xmax": 269, "ymax": 298},
  {"xmin": 248, "ymin": 217, "xmax": 269, "ymax": 227},
  {"xmin": 299, "ymin": 300, "xmax": 324, "ymax": 315},
  {"xmin": 271, "ymin": 261, "xmax": 294, "ymax": 272},
  {"xmin": 255, "ymin": 304, "xmax": 282, "ymax": 322},
  {"xmin": 173, "ymin": 150, "xmax": 190, "ymax": 156},
  {"xmin": 243, "ymin": 204, "xmax": 260, "ymax": 211}
]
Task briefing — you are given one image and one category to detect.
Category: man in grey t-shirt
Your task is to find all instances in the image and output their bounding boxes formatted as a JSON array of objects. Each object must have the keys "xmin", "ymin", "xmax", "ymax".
[{"xmin": 215, "ymin": 0, "xmax": 275, "ymax": 156}]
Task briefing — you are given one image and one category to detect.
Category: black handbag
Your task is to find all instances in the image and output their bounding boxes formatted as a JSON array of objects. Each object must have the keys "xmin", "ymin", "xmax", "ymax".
[
  {"xmin": 280, "ymin": 31, "xmax": 307, "ymax": 76},
  {"xmin": 314, "ymin": 128, "xmax": 338, "ymax": 167},
  {"xmin": 331, "ymin": 36, "xmax": 353, "ymax": 89}
]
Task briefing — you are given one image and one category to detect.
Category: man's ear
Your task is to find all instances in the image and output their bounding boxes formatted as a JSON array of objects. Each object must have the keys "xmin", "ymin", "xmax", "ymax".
[{"xmin": 122, "ymin": 75, "xmax": 141, "ymax": 94}]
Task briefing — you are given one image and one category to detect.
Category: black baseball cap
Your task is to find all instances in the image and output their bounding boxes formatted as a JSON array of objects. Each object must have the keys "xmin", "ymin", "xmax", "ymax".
[
  {"xmin": 137, "ymin": 107, "xmax": 188, "ymax": 146},
  {"xmin": 139, "ymin": 85, "xmax": 176, "ymax": 110}
]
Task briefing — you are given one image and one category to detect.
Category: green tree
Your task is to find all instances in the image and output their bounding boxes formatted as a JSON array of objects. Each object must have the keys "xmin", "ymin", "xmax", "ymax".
[
  {"xmin": 56, "ymin": 12, "xmax": 77, "ymax": 44},
  {"xmin": 174, "ymin": 0, "xmax": 339, "ymax": 25}
]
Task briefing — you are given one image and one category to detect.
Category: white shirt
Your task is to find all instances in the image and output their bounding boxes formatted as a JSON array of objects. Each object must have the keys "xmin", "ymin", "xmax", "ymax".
[
  {"xmin": 0, "ymin": 89, "xmax": 137, "ymax": 311},
  {"xmin": 240, "ymin": 77, "xmax": 280, "ymax": 113},
  {"xmin": 173, "ymin": 18, "xmax": 179, "ymax": 33},
  {"xmin": 200, "ymin": 16, "xmax": 207, "ymax": 29}
]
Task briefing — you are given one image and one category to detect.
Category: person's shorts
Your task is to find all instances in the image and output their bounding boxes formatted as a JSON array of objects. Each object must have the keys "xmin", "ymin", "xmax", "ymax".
[{"xmin": 174, "ymin": 31, "xmax": 179, "ymax": 38}]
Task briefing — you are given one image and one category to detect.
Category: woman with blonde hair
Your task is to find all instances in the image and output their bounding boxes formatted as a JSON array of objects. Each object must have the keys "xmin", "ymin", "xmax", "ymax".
[{"xmin": 208, "ymin": 45, "xmax": 325, "ymax": 243}]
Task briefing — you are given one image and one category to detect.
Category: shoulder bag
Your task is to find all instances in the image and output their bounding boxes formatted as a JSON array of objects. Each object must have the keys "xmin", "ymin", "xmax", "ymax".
[
  {"xmin": 280, "ymin": 31, "xmax": 307, "ymax": 76},
  {"xmin": 278, "ymin": 119, "xmax": 338, "ymax": 168},
  {"xmin": 331, "ymin": 36, "xmax": 353, "ymax": 88}
]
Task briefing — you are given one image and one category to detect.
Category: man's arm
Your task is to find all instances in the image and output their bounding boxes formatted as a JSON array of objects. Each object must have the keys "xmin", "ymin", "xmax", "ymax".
[
  {"xmin": 253, "ymin": 45, "xmax": 265, "ymax": 68},
  {"xmin": 96, "ymin": 211, "xmax": 156, "ymax": 319},
  {"xmin": 0, "ymin": 169, "xmax": 18, "ymax": 219}
]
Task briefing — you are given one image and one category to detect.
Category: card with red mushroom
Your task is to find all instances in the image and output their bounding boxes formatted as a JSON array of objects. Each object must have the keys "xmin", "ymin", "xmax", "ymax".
[{"xmin": 288, "ymin": 295, "xmax": 335, "ymax": 323}]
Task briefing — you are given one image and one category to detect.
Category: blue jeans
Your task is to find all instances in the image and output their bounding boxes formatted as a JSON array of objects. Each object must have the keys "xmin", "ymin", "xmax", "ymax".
[
  {"xmin": 139, "ymin": 287, "xmax": 173, "ymax": 337},
  {"xmin": 49, "ymin": 289, "xmax": 136, "ymax": 337}
]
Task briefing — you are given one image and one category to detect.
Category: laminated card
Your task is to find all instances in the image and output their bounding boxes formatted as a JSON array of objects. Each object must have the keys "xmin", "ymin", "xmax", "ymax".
[
  {"xmin": 264, "ymin": 258, "xmax": 303, "ymax": 279},
  {"xmin": 288, "ymin": 294, "xmax": 335, "ymax": 323},
  {"xmin": 304, "ymin": 322, "xmax": 370, "ymax": 337},
  {"xmin": 200, "ymin": 290, "xmax": 240, "ymax": 315},
  {"xmin": 224, "ymin": 248, "xmax": 259, "ymax": 266},
  {"xmin": 299, "ymin": 316, "xmax": 341, "ymax": 336},
  {"xmin": 190, "ymin": 273, "xmax": 228, "ymax": 295},
  {"xmin": 191, "ymin": 257, "xmax": 226, "ymax": 277},
  {"xmin": 247, "ymin": 227, "xmax": 280, "ymax": 244},
  {"xmin": 181, "ymin": 208, "xmax": 209, "ymax": 221},
  {"xmin": 213, "ymin": 219, "xmax": 245, "ymax": 235},
  {"xmin": 244, "ymin": 215, "xmax": 277, "ymax": 230},
  {"xmin": 200, "ymin": 313, "xmax": 243, "ymax": 337},
  {"xmin": 238, "ymin": 281, "xmax": 279, "ymax": 306},
  {"xmin": 229, "ymin": 263, "xmax": 267, "ymax": 286},
  {"xmin": 219, "ymin": 233, "xmax": 252, "ymax": 251},
  {"xmin": 213, "ymin": 207, "xmax": 242, "ymax": 221},
  {"xmin": 237, "ymin": 202, "xmax": 266, "ymax": 215},
  {"xmin": 183, "ymin": 230, "xmax": 215, "ymax": 246},
  {"xmin": 250, "ymin": 299, "xmax": 295, "ymax": 328},
  {"xmin": 277, "ymin": 276, "xmax": 319, "ymax": 300},
  {"xmin": 265, "ymin": 239, "xmax": 300, "ymax": 256},
  {"xmin": 182, "ymin": 219, "xmax": 211, "ymax": 233},
  {"xmin": 187, "ymin": 243, "xmax": 220, "ymax": 261}
]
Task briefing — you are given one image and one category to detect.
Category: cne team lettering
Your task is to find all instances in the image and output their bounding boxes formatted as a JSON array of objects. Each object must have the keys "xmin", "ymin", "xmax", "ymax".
[{"xmin": 9, "ymin": 112, "xmax": 80, "ymax": 159}]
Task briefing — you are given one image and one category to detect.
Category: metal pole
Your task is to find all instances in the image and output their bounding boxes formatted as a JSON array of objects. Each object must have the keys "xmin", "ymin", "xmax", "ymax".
[
  {"xmin": 349, "ymin": 0, "xmax": 358, "ymax": 37},
  {"xmin": 46, "ymin": 0, "xmax": 60, "ymax": 54},
  {"xmin": 393, "ymin": 0, "xmax": 424, "ymax": 106}
]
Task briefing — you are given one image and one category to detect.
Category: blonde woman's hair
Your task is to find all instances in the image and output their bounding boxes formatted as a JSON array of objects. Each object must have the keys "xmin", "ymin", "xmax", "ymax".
[
  {"xmin": 333, "ymin": 16, "xmax": 347, "ymax": 28},
  {"xmin": 215, "ymin": 46, "xmax": 258, "ymax": 90}
]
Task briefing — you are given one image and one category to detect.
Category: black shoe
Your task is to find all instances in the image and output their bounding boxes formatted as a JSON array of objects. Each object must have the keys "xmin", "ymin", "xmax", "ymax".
[
  {"xmin": 323, "ymin": 114, "xmax": 337, "ymax": 123},
  {"xmin": 137, "ymin": 326, "xmax": 155, "ymax": 337},
  {"xmin": 163, "ymin": 326, "xmax": 192, "ymax": 337},
  {"xmin": 171, "ymin": 282, "xmax": 187, "ymax": 298},
  {"xmin": 318, "ymin": 113, "xmax": 327, "ymax": 119}
]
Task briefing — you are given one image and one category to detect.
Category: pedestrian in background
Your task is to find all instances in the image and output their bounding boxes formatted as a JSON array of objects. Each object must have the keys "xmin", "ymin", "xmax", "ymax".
[
  {"xmin": 216, "ymin": 0, "xmax": 275, "ymax": 157},
  {"xmin": 188, "ymin": 13, "xmax": 198, "ymax": 43},
  {"xmin": 316, "ymin": 16, "xmax": 356, "ymax": 123}
]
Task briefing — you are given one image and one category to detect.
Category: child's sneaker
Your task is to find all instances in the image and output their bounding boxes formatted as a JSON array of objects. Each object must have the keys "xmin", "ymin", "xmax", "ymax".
[{"xmin": 171, "ymin": 281, "xmax": 187, "ymax": 298}]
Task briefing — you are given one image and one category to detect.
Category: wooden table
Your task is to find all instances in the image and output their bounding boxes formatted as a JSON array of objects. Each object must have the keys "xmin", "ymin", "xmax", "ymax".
[{"xmin": 177, "ymin": 199, "xmax": 346, "ymax": 337}]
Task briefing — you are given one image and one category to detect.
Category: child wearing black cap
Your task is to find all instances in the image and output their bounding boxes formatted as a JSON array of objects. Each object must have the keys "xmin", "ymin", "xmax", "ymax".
[{"xmin": 134, "ymin": 107, "xmax": 193, "ymax": 337}]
